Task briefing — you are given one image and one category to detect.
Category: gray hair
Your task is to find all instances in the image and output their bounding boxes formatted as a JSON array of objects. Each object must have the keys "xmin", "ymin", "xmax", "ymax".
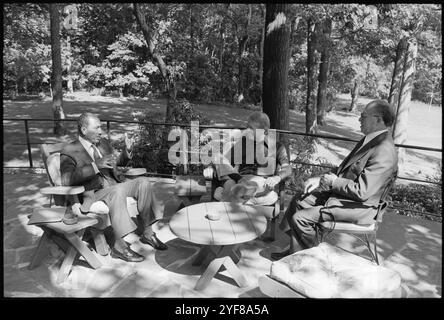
[
  {"xmin": 77, "ymin": 112, "xmax": 99, "ymax": 134},
  {"xmin": 247, "ymin": 111, "xmax": 270, "ymax": 130},
  {"xmin": 367, "ymin": 100, "xmax": 396, "ymax": 127}
]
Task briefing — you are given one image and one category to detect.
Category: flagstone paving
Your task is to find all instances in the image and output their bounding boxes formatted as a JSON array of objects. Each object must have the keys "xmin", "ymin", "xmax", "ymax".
[{"xmin": 3, "ymin": 170, "xmax": 441, "ymax": 298}]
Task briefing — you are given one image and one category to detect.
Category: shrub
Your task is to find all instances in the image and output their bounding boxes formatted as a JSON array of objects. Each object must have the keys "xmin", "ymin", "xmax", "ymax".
[
  {"xmin": 130, "ymin": 99, "xmax": 211, "ymax": 175},
  {"xmin": 286, "ymin": 136, "xmax": 334, "ymax": 195},
  {"xmin": 391, "ymin": 182, "xmax": 442, "ymax": 222}
]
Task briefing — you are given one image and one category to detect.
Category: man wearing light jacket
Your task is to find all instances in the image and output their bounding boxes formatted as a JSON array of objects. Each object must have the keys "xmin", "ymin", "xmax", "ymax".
[{"xmin": 272, "ymin": 100, "xmax": 398, "ymax": 260}]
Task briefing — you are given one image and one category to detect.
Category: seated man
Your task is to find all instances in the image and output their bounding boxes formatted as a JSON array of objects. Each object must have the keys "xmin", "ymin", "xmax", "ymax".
[
  {"xmin": 212, "ymin": 111, "xmax": 291, "ymax": 205},
  {"xmin": 271, "ymin": 100, "xmax": 398, "ymax": 260},
  {"xmin": 60, "ymin": 112, "xmax": 168, "ymax": 263}
]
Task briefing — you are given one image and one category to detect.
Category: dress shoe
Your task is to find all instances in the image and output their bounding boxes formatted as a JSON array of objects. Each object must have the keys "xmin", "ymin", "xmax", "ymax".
[
  {"xmin": 140, "ymin": 233, "xmax": 168, "ymax": 250},
  {"xmin": 110, "ymin": 246, "xmax": 145, "ymax": 262},
  {"xmin": 270, "ymin": 249, "xmax": 291, "ymax": 261}
]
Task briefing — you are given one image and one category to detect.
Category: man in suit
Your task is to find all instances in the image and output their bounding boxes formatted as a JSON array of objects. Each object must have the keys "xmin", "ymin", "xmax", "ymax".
[
  {"xmin": 60, "ymin": 113, "xmax": 168, "ymax": 263},
  {"xmin": 271, "ymin": 100, "xmax": 398, "ymax": 260}
]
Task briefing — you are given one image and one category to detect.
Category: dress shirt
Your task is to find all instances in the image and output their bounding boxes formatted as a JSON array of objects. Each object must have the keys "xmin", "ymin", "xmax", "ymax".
[{"xmin": 79, "ymin": 135, "xmax": 101, "ymax": 174}]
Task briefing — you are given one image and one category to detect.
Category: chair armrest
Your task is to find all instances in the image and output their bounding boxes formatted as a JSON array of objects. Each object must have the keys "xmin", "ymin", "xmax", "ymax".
[{"xmin": 40, "ymin": 186, "xmax": 85, "ymax": 195}]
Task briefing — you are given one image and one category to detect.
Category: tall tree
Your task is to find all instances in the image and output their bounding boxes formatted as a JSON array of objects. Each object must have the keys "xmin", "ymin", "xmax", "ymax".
[
  {"xmin": 262, "ymin": 3, "xmax": 291, "ymax": 137},
  {"xmin": 305, "ymin": 18, "xmax": 320, "ymax": 133},
  {"xmin": 316, "ymin": 18, "xmax": 332, "ymax": 126},
  {"xmin": 49, "ymin": 3, "xmax": 66, "ymax": 135},
  {"xmin": 236, "ymin": 4, "xmax": 252, "ymax": 103},
  {"xmin": 133, "ymin": 3, "xmax": 177, "ymax": 120},
  {"xmin": 391, "ymin": 37, "xmax": 418, "ymax": 170}
]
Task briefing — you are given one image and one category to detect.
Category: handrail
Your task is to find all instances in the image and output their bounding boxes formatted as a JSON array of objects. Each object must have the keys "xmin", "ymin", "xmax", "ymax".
[
  {"xmin": 3, "ymin": 117, "xmax": 442, "ymax": 186},
  {"xmin": 4, "ymin": 117, "xmax": 442, "ymax": 152}
]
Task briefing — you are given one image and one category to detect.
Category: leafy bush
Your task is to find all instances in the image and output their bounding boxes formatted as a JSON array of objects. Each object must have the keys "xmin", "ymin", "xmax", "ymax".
[
  {"xmin": 130, "ymin": 99, "xmax": 211, "ymax": 175},
  {"xmin": 391, "ymin": 182, "xmax": 442, "ymax": 222},
  {"xmin": 286, "ymin": 136, "xmax": 334, "ymax": 195}
]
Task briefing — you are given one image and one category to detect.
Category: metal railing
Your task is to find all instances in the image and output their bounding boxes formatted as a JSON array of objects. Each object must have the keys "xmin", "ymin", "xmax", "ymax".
[
  {"xmin": 3, "ymin": 117, "xmax": 442, "ymax": 220},
  {"xmin": 3, "ymin": 117, "xmax": 442, "ymax": 186}
]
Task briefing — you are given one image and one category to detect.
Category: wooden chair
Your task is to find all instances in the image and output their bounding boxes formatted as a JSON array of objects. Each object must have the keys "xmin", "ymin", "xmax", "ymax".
[
  {"xmin": 317, "ymin": 171, "xmax": 398, "ymax": 265},
  {"xmin": 28, "ymin": 142, "xmax": 139, "ymax": 283}
]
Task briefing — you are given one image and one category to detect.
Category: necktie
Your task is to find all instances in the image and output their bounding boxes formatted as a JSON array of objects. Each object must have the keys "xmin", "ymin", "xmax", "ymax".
[
  {"xmin": 91, "ymin": 145, "xmax": 101, "ymax": 161},
  {"xmin": 337, "ymin": 138, "xmax": 365, "ymax": 174}
]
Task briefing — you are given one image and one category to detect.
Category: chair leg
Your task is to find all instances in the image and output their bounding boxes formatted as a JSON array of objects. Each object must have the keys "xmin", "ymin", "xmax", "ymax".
[
  {"xmin": 64, "ymin": 230, "xmax": 102, "ymax": 270},
  {"xmin": 89, "ymin": 228, "xmax": 110, "ymax": 256},
  {"xmin": 57, "ymin": 246, "xmax": 78, "ymax": 284},
  {"xmin": 260, "ymin": 217, "xmax": 276, "ymax": 243},
  {"xmin": 364, "ymin": 233, "xmax": 378, "ymax": 264},
  {"xmin": 317, "ymin": 225, "xmax": 325, "ymax": 243},
  {"xmin": 373, "ymin": 234, "xmax": 379, "ymax": 265},
  {"xmin": 28, "ymin": 231, "xmax": 51, "ymax": 270}
]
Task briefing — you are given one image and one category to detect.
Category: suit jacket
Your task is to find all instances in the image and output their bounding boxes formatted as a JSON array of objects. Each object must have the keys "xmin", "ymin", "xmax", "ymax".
[
  {"xmin": 322, "ymin": 131, "xmax": 398, "ymax": 224},
  {"xmin": 60, "ymin": 137, "xmax": 131, "ymax": 212}
]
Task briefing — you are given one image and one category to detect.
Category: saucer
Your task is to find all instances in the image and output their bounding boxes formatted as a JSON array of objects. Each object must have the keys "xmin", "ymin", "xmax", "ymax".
[{"xmin": 124, "ymin": 168, "xmax": 147, "ymax": 176}]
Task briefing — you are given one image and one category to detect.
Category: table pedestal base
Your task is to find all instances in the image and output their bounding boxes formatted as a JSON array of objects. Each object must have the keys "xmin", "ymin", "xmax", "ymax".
[{"xmin": 192, "ymin": 245, "xmax": 248, "ymax": 291}]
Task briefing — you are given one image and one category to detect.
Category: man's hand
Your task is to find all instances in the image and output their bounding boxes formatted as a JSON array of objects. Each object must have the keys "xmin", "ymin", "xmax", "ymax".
[
  {"xmin": 124, "ymin": 132, "xmax": 135, "ymax": 153},
  {"xmin": 95, "ymin": 154, "xmax": 115, "ymax": 169},
  {"xmin": 264, "ymin": 175, "xmax": 281, "ymax": 190},
  {"xmin": 320, "ymin": 173, "xmax": 337, "ymax": 189},
  {"xmin": 304, "ymin": 176, "xmax": 321, "ymax": 194}
]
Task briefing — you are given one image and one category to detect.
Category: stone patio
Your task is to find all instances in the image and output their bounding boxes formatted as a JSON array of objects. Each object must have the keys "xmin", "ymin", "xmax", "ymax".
[{"xmin": 3, "ymin": 169, "xmax": 442, "ymax": 298}]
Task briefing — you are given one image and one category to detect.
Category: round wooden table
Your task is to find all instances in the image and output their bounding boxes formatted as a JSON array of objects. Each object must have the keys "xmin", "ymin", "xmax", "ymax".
[{"xmin": 169, "ymin": 201, "xmax": 269, "ymax": 290}]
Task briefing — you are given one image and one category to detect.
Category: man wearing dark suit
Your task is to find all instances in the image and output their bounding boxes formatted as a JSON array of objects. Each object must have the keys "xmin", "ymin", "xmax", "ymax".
[
  {"xmin": 271, "ymin": 100, "xmax": 398, "ymax": 260},
  {"xmin": 60, "ymin": 113, "xmax": 168, "ymax": 263}
]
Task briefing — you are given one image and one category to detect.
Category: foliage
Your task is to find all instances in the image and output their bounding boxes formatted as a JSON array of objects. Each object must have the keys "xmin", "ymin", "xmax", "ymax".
[
  {"xmin": 130, "ymin": 100, "xmax": 211, "ymax": 175},
  {"xmin": 391, "ymin": 182, "xmax": 442, "ymax": 222},
  {"xmin": 3, "ymin": 3, "xmax": 441, "ymax": 106},
  {"xmin": 286, "ymin": 136, "xmax": 333, "ymax": 194}
]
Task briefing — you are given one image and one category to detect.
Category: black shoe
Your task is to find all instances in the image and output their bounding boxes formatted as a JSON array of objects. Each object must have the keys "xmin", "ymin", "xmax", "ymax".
[
  {"xmin": 110, "ymin": 246, "xmax": 145, "ymax": 262},
  {"xmin": 270, "ymin": 249, "xmax": 290, "ymax": 261},
  {"xmin": 140, "ymin": 233, "xmax": 168, "ymax": 250}
]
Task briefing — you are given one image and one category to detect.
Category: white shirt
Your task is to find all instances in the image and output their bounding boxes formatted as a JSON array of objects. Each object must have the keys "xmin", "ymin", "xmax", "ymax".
[
  {"xmin": 79, "ymin": 135, "xmax": 102, "ymax": 173},
  {"xmin": 358, "ymin": 129, "xmax": 388, "ymax": 152}
]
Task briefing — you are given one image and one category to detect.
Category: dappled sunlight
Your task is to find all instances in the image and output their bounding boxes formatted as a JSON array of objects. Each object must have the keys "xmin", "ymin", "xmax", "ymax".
[{"xmin": 266, "ymin": 12, "xmax": 287, "ymax": 34}]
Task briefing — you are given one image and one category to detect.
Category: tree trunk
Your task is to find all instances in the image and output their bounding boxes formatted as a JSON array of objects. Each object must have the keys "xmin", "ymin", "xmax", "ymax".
[
  {"xmin": 388, "ymin": 37, "xmax": 408, "ymax": 107},
  {"xmin": 218, "ymin": 4, "xmax": 230, "ymax": 75},
  {"xmin": 262, "ymin": 3, "xmax": 291, "ymax": 139},
  {"xmin": 305, "ymin": 18, "xmax": 319, "ymax": 134},
  {"xmin": 66, "ymin": 35, "xmax": 74, "ymax": 94},
  {"xmin": 237, "ymin": 4, "xmax": 251, "ymax": 103},
  {"xmin": 133, "ymin": 3, "xmax": 176, "ymax": 120},
  {"xmin": 349, "ymin": 79, "xmax": 360, "ymax": 111},
  {"xmin": 316, "ymin": 19, "xmax": 332, "ymax": 126},
  {"xmin": 393, "ymin": 38, "xmax": 418, "ymax": 171},
  {"xmin": 258, "ymin": 4, "xmax": 265, "ymax": 106},
  {"xmin": 49, "ymin": 3, "xmax": 66, "ymax": 136}
]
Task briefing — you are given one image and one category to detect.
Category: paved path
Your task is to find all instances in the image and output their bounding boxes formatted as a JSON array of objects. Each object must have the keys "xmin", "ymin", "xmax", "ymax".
[{"xmin": 3, "ymin": 170, "xmax": 441, "ymax": 298}]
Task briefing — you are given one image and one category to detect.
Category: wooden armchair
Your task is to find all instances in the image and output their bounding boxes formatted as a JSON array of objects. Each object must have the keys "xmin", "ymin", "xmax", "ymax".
[{"xmin": 27, "ymin": 142, "xmax": 139, "ymax": 283}]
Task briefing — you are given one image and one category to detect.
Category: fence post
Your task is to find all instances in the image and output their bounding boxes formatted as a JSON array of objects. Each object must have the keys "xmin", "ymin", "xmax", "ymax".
[
  {"xmin": 24, "ymin": 119, "xmax": 33, "ymax": 168},
  {"xmin": 107, "ymin": 120, "xmax": 110, "ymax": 139}
]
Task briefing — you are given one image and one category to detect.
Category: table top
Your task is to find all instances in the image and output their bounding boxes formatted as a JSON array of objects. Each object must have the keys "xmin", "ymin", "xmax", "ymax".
[
  {"xmin": 169, "ymin": 202, "xmax": 271, "ymax": 246},
  {"xmin": 29, "ymin": 207, "xmax": 99, "ymax": 234}
]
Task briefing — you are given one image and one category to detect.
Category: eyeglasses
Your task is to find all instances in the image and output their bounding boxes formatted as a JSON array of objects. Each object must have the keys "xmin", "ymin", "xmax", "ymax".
[{"xmin": 359, "ymin": 113, "xmax": 381, "ymax": 119}]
